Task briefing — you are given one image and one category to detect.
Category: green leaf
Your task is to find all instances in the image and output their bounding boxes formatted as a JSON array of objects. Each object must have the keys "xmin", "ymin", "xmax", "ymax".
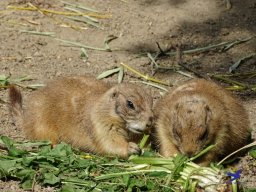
[
  {"xmin": 243, "ymin": 189, "xmax": 256, "ymax": 192},
  {"xmin": 38, "ymin": 145, "xmax": 52, "ymax": 155},
  {"xmin": 43, "ymin": 173, "xmax": 61, "ymax": 185},
  {"xmin": 16, "ymin": 169, "xmax": 36, "ymax": 189},
  {"xmin": 61, "ymin": 184, "xmax": 77, "ymax": 192},
  {"xmin": 97, "ymin": 67, "xmax": 120, "ymax": 79},
  {"xmin": 22, "ymin": 156, "xmax": 37, "ymax": 166},
  {"xmin": 16, "ymin": 169, "xmax": 36, "ymax": 180},
  {"xmin": 21, "ymin": 179, "xmax": 33, "ymax": 190},
  {"xmin": 141, "ymin": 151, "xmax": 155, "ymax": 157},
  {"xmin": 122, "ymin": 175, "xmax": 130, "ymax": 186},
  {"xmin": 47, "ymin": 143, "xmax": 73, "ymax": 157},
  {"xmin": 249, "ymin": 149, "xmax": 256, "ymax": 158},
  {"xmin": 1, "ymin": 136, "xmax": 27, "ymax": 157},
  {"xmin": 0, "ymin": 160, "xmax": 17, "ymax": 178},
  {"xmin": 0, "ymin": 75, "xmax": 34, "ymax": 86},
  {"xmin": 127, "ymin": 178, "xmax": 146, "ymax": 191},
  {"xmin": 8, "ymin": 146, "xmax": 28, "ymax": 157},
  {"xmin": 148, "ymin": 171, "xmax": 168, "ymax": 177},
  {"xmin": 171, "ymin": 154, "xmax": 188, "ymax": 180},
  {"xmin": 0, "ymin": 75, "xmax": 9, "ymax": 86},
  {"xmin": 146, "ymin": 180, "xmax": 155, "ymax": 190},
  {"xmin": 1, "ymin": 136, "xmax": 14, "ymax": 148},
  {"xmin": 0, "ymin": 74, "xmax": 7, "ymax": 80}
]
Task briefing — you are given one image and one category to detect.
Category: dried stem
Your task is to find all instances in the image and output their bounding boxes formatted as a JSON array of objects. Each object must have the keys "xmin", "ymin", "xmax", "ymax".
[
  {"xmin": 120, "ymin": 63, "xmax": 171, "ymax": 86},
  {"xmin": 7, "ymin": 5, "xmax": 111, "ymax": 19}
]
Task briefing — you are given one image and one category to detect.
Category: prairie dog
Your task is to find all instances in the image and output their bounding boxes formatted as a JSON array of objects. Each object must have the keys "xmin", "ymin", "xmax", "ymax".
[
  {"xmin": 154, "ymin": 79, "xmax": 250, "ymax": 165},
  {"xmin": 9, "ymin": 75, "xmax": 154, "ymax": 158}
]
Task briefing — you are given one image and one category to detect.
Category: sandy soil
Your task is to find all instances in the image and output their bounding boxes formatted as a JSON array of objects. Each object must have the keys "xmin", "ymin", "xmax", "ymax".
[{"xmin": 0, "ymin": 0, "xmax": 255, "ymax": 191}]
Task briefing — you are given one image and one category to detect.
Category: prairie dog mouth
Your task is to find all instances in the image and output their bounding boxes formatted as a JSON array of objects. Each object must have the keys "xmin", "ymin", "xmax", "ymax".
[
  {"xmin": 127, "ymin": 122, "xmax": 147, "ymax": 134},
  {"xmin": 129, "ymin": 128, "xmax": 144, "ymax": 134}
]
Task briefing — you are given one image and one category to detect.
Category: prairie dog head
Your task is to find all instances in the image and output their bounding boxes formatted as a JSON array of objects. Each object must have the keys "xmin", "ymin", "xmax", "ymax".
[
  {"xmin": 169, "ymin": 98, "xmax": 212, "ymax": 157},
  {"xmin": 107, "ymin": 84, "xmax": 154, "ymax": 134}
]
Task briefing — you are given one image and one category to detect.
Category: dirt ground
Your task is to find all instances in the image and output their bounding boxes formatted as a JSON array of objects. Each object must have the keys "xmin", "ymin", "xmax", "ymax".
[{"xmin": 0, "ymin": 0, "xmax": 256, "ymax": 191}]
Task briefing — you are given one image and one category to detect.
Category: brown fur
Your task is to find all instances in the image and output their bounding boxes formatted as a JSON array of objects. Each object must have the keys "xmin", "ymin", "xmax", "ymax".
[
  {"xmin": 153, "ymin": 78, "xmax": 251, "ymax": 165},
  {"xmin": 9, "ymin": 85, "xmax": 23, "ymax": 118},
  {"xmin": 9, "ymin": 75, "xmax": 154, "ymax": 158}
]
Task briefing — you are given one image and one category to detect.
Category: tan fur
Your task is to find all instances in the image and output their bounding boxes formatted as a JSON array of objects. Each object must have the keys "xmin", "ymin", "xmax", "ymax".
[
  {"xmin": 9, "ymin": 75, "xmax": 153, "ymax": 158},
  {"xmin": 153, "ymin": 78, "xmax": 251, "ymax": 165}
]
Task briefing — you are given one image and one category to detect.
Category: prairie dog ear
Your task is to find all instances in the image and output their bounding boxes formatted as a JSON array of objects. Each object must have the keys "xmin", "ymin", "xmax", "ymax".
[{"xmin": 110, "ymin": 87, "xmax": 120, "ymax": 100}]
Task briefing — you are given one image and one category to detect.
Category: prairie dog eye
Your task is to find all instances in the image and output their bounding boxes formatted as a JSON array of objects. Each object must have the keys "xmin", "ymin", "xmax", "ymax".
[
  {"xmin": 127, "ymin": 100, "xmax": 135, "ymax": 110},
  {"xmin": 173, "ymin": 128, "xmax": 181, "ymax": 141}
]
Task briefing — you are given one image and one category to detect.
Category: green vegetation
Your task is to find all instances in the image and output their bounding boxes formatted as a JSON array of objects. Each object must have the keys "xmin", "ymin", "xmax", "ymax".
[{"xmin": 0, "ymin": 135, "xmax": 239, "ymax": 192}]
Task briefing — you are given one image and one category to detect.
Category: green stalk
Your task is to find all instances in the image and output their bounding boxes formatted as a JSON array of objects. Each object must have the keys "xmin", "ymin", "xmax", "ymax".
[
  {"xmin": 189, "ymin": 145, "xmax": 215, "ymax": 161},
  {"xmin": 232, "ymin": 180, "xmax": 238, "ymax": 192},
  {"xmin": 55, "ymin": 38, "xmax": 110, "ymax": 51},
  {"xmin": 139, "ymin": 134, "xmax": 149, "ymax": 149},
  {"xmin": 61, "ymin": 180, "xmax": 96, "ymax": 187},
  {"xmin": 95, "ymin": 169, "xmax": 170, "ymax": 180},
  {"xmin": 190, "ymin": 181, "xmax": 197, "ymax": 192},
  {"xmin": 129, "ymin": 156, "xmax": 174, "ymax": 165}
]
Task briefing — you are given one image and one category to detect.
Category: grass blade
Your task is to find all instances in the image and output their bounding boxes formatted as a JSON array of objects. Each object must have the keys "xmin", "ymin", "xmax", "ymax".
[
  {"xmin": 56, "ymin": 38, "xmax": 108, "ymax": 51},
  {"xmin": 164, "ymin": 36, "xmax": 256, "ymax": 56},
  {"xmin": 104, "ymin": 35, "xmax": 118, "ymax": 50},
  {"xmin": 218, "ymin": 141, "xmax": 256, "ymax": 165},
  {"xmin": 118, "ymin": 66, "xmax": 124, "ymax": 83},
  {"xmin": 66, "ymin": 16, "xmax": 101, "ymax": 28},
  {"xmin": 61, "ymin": 1, "xmax": 99, "ymax": 13},
  {"xmin": 228, "ymin": 53, "xmax": 255, "ymax": 73},
  {"xmin": 20, "ymin": 30, "xmax": 55, "ymax": 37},
  {"xmin": 64, "ymin": 6, "xmax": 99, "ymax": 22},
  {"xmin": 97, "ymin": 67, "xmax": 120, "ymax": 79}
]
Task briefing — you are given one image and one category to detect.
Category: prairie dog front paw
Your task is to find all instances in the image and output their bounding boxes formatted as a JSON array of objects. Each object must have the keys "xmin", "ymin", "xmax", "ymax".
[{"xmin": 128, "ymin": 142, "xmax": 141, "ymax": 155}]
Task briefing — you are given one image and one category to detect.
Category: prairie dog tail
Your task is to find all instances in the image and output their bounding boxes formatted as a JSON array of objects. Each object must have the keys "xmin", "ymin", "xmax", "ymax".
[{"xmin": 9, "ymin": 85, "xmax": 23, "ymax": 122}]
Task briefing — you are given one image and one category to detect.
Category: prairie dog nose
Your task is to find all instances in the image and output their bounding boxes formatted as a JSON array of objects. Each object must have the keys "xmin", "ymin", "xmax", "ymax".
[{"xmin": 185, "ymin": 151, "xmax": 194, "ymax": 158}]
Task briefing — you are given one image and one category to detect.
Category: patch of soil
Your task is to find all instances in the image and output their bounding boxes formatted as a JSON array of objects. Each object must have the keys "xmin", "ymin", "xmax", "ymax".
[{"xmin": 0, "ymin": 0, "xmax": 255, "ymax": 191}]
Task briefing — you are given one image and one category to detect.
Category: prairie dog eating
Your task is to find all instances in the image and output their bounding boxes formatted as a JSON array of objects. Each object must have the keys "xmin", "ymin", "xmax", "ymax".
[
  {"xmin": 154, "ymin": 78, "xmax": 250, "ymax": 165},
  {"xmin": 9, "ymin": 75, "xmax": 154, "ymax": 158}
]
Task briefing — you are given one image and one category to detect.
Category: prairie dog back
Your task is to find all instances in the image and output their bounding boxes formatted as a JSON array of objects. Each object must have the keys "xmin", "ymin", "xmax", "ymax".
[
  {"xmin": 23, "ymin": 76, "xmax": 108, "ymax": 139},
  {"xmin": 154, "ymin": 79, "xmax": 250, "ymax": 165},
  {"xmin": 9, "ymin": 75, "xmax": 154, "ymax": 158}
]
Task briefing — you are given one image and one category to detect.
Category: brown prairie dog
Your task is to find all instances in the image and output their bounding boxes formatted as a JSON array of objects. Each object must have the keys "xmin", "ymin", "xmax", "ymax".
[
  {"xmin": 9, "ymin": 75, "xmax": 154, "ymax": 158},
  {"xmin": 154, "ymin": 78, "xmax": 251, "ymax": 165}
]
